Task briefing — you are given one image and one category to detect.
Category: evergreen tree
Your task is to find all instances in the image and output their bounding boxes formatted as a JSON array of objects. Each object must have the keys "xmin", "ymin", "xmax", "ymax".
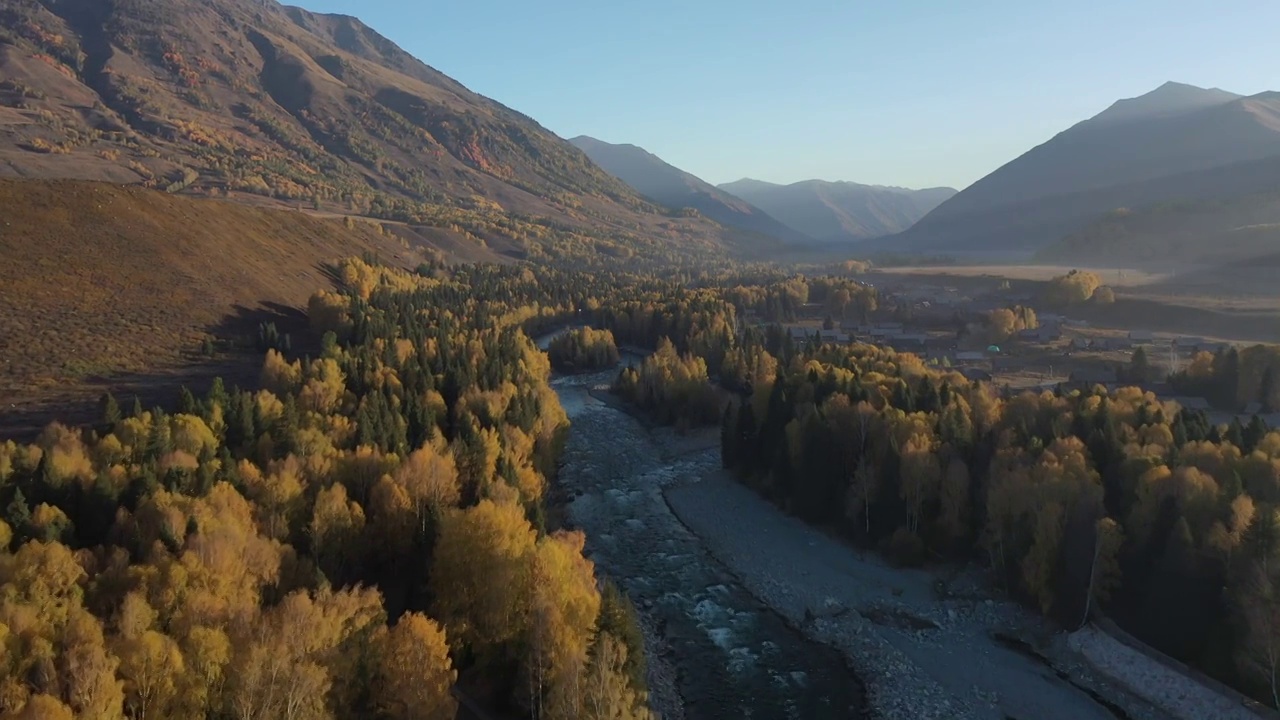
[
  {"xmin": 1130, "ymin": 346, "xmax": 1150, "ymax": 384},
  {"xmin": 1218, "ymin": 348, "xmax": 1241, "ymax": 409},
  {"xmin": 1171, "ymin": 412, "xmax": 1189, "ymax": 448},
  {"xmin": 321, "ymin": 330, "xmax": 339, "ymax": 358},
  {"xmin": 206, "ymin": 377, "xmax": 229, "ymax": 413},
  {"xmin": 1262, "ymin": 366, "xmax": 1278, "ymax": 414},
  {"xmin": 596, "ymin": 580, "xmax": 648, "ymax": 694},
  {"xmin": 1226, "ymin": 417, "xmax": 1245, "ymax": 449},
  {"xmin": 98, "ymin": 392, "xmax": 122, "ymax": 433},
  {"xmin": 1244, "ymin": 415, "xmax": 1269, "ymax": 454},
  {"xmin": 179, "ymin": 386, "xmax": 199, "ymax": 415},
  {"xmin": 4, "ymin": 489, "xmax": 30, "ymax": 542}
]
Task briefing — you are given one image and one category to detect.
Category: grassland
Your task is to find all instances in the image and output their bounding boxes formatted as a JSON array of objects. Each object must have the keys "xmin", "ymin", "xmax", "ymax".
[{"xmin": 0, "ymin": 179, "xmax": 425, "ymax": 435}]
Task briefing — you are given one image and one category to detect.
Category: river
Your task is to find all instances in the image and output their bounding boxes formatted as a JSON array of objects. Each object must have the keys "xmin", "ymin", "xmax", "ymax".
[{"xmin": 547, "ymin": 357, "xmax": 864, "ymax": 719}]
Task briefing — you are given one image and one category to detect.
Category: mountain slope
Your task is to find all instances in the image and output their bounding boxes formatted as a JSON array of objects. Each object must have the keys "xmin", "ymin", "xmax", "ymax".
[
  {"xmin": 0, "ymin": 178, "xmax": 423, "ymax": 397},
  {"xmin": 0, "ymin": 0, "xmax": 748, "ymax": 264},
  {"xmin": 718, "ymin": 178, "xmax": 956, "ymax": 242},
  {"xmin": 568, "ymin": 135, "xmax": 811, "ymax": 243},
  {"xmin": 890, "ymin": 83, "xmax": 1280, "ymax": 255},
  {"xmin": 1035, "ymin": 186, "xmax": 1280, "ymax": 269}
]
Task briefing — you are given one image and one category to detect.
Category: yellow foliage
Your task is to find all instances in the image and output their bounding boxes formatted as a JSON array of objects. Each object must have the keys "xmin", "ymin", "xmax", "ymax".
[
  {"xmin": 432, "ymin": 499, "xmax": 536, "ymax": 654},
  {"xmin": 260, "ymin": 350, "xmax": 302, "ymax": 395},
  {"xmin": 169, "ymin": 414, "xmax": 217, "ymax": 457},
  {"xmin": 374, "ymin": 613, "xmax": 457, "ymax": 720}
]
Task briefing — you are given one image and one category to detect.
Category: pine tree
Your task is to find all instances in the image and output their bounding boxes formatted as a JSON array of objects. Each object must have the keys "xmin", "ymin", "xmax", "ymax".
[
  {"xmin": 206, "ymin": 376, "xmax": 229, "ymax": 412},
  {"xmin": 1130, "ymin": 346, "xmax": 1150, "ymax": 384},
  {"xmin": 5, "ymin": 489, "xmax": 30, "ymax": 542},
  {"xmin": 179, "ymin": 386, "xmax": 198, "ymax": 415},
  {"xmin": 1219, "ymin": 348, "xmax": 1241, "ymax": 409},
  {"xmin": 132, "ymin": 395, "xmax": 144, "ymax": 419},
  {"xmin": 1244, "ymin": 415, "xmax": 1269, "ymax": 454},
  {"xmin": 1227, "ymin": 417, "xmax": 1245, "ymax": 449},
  {"xmin": 98, "ymin": 392, "xmax": 121, "ymax": 432},
  {"xmin": 1262, "ymin": 366, "xmax": 1278, "ymax": 414}
]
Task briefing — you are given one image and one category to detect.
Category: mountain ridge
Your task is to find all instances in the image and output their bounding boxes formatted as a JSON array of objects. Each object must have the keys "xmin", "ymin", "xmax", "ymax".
[
  {"xmin": 717, "ymin": 177, "xmax": 957, "ymax": 242},
  {"xmin": 0, "ymin": 0, "xmax": 755, "ymax": 265},
  {"xmin": 568, "ymin": 135, "xmax": 812, "ymax": 243},
  {"xmin": 883, "ymin": 82, "xmax": 1280, "ymax": 255}
]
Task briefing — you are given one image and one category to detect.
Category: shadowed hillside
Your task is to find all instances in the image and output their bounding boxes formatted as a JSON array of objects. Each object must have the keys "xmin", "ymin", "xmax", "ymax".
[
  {"xmin": 887, "ymin": 83, "xmax": 1280, "ymax": 255},
  {"xmin": 0, "ymin": 0, "xmax": 750, "ymax": 264},
  {"xmin": 1036, "ymin": 189, "xmax": 1280, "ymax": 269}
]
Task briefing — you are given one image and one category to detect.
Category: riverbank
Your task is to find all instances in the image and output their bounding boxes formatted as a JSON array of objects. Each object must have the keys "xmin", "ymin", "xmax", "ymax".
[
  {"xmin": 665, "ymin": 469, "xmax": 1178, "ymax": 720},
  {"xmin": 554, "ymin": 374, "xmax": 864, "ymax": 719}
]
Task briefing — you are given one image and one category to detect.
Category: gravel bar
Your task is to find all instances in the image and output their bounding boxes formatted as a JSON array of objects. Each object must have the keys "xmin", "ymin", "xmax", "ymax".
[{"xmin": 665, "ymin": 466, "xmax": 1182, "ymax": 720}]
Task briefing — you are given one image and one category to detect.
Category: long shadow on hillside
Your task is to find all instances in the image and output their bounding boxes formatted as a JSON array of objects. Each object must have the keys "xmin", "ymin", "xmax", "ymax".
[
  {"xmin": 211, "ymin": 301, "xmax": 316, "ymax": 354},
  {"xmin": 0, "ymin": 303, "xmax": 318, "ymax": 442}
]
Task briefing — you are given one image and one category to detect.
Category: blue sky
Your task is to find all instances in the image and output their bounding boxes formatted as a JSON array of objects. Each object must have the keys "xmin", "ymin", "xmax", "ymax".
[{"xmin": 293, "ymin": 0, "xmax": 1280, "ymax": 191}]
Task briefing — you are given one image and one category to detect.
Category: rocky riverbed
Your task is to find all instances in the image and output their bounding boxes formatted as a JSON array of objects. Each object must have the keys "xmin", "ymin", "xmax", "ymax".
[
  {"xmin": 553, "ymin": 371, "xmax": 864, "ymax": 719},
  {"xmin": 665, "ymin": 469, "xmax": 1192, "ymax": 720}
]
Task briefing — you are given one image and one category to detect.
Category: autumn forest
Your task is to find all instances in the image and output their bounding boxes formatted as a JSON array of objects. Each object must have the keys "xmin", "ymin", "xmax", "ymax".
[{"xmin": 4, "ymin": 254, "xmax": 1280, "ymax": 718}]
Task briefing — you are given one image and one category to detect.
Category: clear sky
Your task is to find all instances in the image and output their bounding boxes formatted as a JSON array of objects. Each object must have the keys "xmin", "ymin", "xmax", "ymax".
[{"xmin": 292, "ymin": 0, "xmax": 1280, "ymax": 191}]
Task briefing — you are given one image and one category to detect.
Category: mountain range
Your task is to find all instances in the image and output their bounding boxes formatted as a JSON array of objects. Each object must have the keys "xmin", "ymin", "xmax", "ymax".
[
  {"xmin": 879, "ymin": 82, "xmax": 1280, "ymax": 257},
  {"xmin": 718, "ymin": 178, "xmax": 956, "ymax": 243},
  {"xmin": 0, "ymin": 0, "xmax": 1277, "ymax": 270},
  {"xmin": 0, "ymin": 0, "xmax": 758, "ymax": 264},
  {"xmin": 567, "ymin": 136, "xmax": 811, "ymax": 243},
  {"xmin": 570, "ymin": 136, "xmax": 955, "ymax": 243}
]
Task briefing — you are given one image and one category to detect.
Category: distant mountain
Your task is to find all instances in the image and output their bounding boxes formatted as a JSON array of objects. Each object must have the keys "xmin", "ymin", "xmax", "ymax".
[
  {"xmin": 0, "ymin": 0, "xmax": 752, "ymax": 264},
  {"xmin": 568, "ymin": 136, "xmax": 810, "ymax": 243},
  {"xmin": 881, "ymin": 82, "xmax": 1280, "ymax": 256},
  {"xmin": 717, "ymin": 179, "xmax": 956, "ymax": 242}
]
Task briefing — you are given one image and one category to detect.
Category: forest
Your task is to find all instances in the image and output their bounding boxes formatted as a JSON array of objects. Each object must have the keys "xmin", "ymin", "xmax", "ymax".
[
  {"xmin": 1170, "ymin": 344, "xmax": 1280, "ymax": 412},
  {"xmin": 0, "ymin": 258, "xmax": 670, "ymax": 720},
  {"xmin": 705, "ymin": 322, "xmax": 1280, "ymax": 704},
  {"xmin": 546, "ymin": 328, "xmax": 620, "ymax": 373},
  {"xmin": 568, "ymin": 268, "xmax": 1280, "ymax": 707},
  {"xmin": 10, "ymin": 256, "xmax": 1280, "ymax": 715}
]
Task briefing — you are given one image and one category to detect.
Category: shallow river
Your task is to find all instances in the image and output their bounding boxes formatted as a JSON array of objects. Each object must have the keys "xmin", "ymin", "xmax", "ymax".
[{"xmin": 550, "ymin": 365, "xmax": 864, "ymax": 719}]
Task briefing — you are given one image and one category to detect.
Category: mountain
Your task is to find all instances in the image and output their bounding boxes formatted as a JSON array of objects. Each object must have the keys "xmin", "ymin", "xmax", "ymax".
[
  {"xmin": 883, "ymin": 82, "xmax": 1280, "ymax": 256},
  {"xmin": 568, "ymin": 136, "xmax": 811, "ymax": 243},
  {"xmin": 0, "ymin": 0, "xmax": 752, "ymax": 264},
  {"xmin": 717, "ymin": 178, "xmax": 956, "ymax": 242},
  {"xmin": 1085, "ymin": 81, "xmax": 1241, "ymax": 126},
  {"xmin": 1035, "ymin": 186, "xmax": 1280, "ymax": 270}
]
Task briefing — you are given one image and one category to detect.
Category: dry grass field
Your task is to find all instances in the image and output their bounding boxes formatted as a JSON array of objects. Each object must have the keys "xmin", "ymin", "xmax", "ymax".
[{"xmin": 0, "ymin": 179, "xmax": 426, "ymax": 435}]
